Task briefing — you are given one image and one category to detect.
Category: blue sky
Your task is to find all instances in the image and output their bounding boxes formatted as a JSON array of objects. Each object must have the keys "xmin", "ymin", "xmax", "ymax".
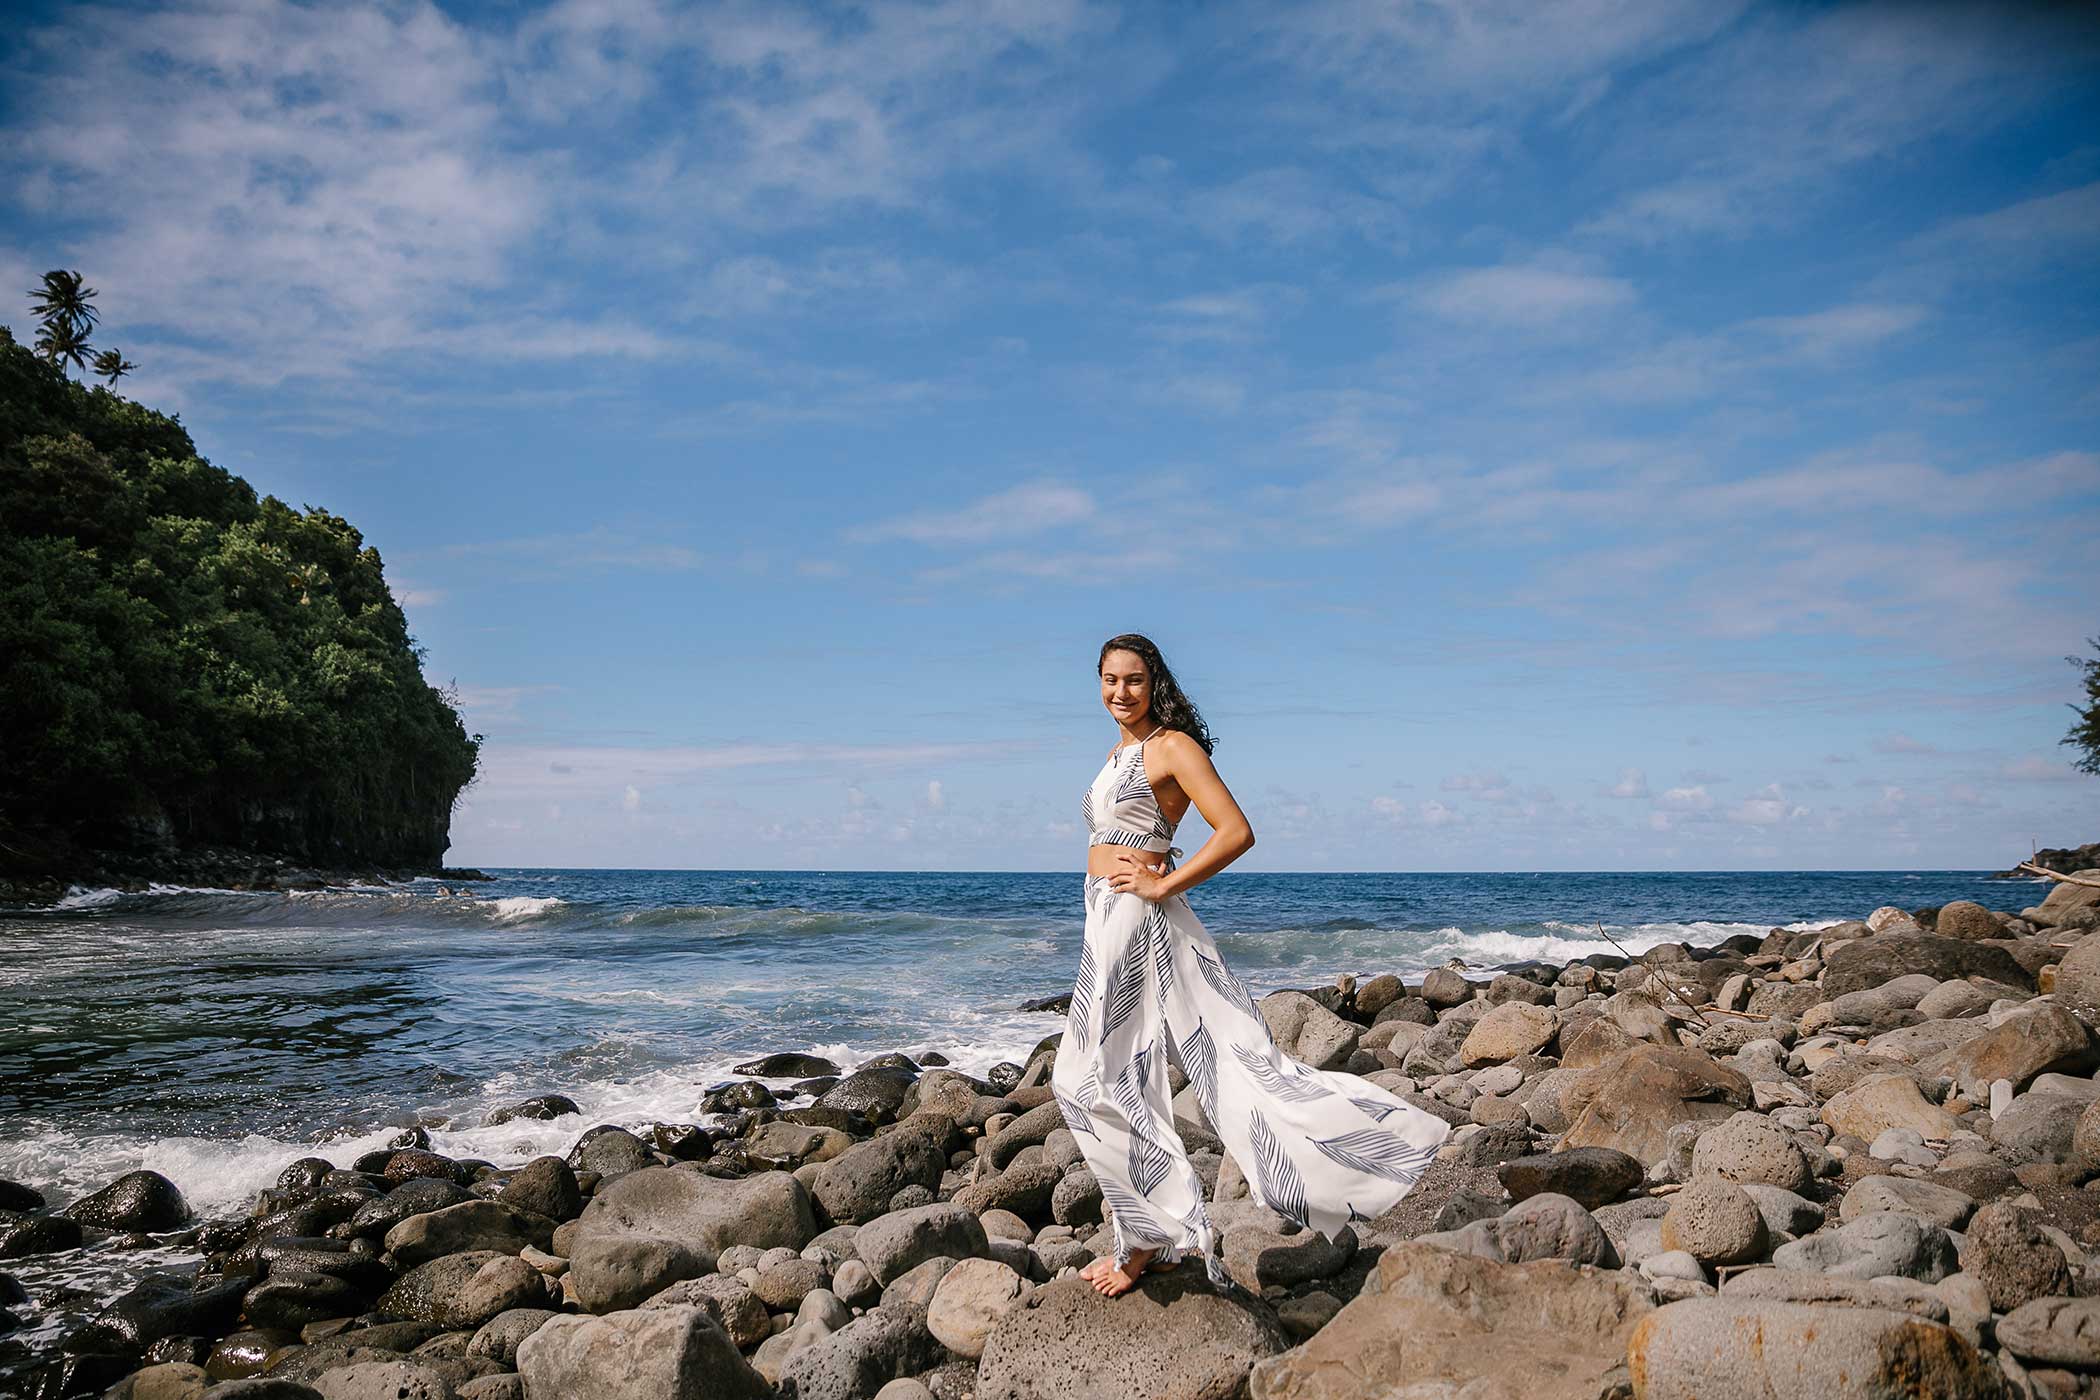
[{"xmin": 4, "ymin": 0, "xmax": 2097, "ymax": 872}]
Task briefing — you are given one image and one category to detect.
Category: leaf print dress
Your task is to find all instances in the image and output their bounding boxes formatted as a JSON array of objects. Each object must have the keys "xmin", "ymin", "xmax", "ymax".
[{"xmin": 1053, "ymin": 729, "xmax": 1452, "ymax": 1287}]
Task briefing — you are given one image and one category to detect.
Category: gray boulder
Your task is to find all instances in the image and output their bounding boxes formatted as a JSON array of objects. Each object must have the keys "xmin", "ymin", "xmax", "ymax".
[
  {"xmin": 812, "ymin": 1119, "xmax": 953, "ymax": 1224},
  {"xmin": 516, "ymin": 1303, "xmax": 772, "ymax": 1399},
  {"xmin": 981, "ymin": 1272, "xmax": 1285, "ymax": 1400},
  {"xmin": 385, "ymin": 1199, "xmax": 554, "ymax": 1267},
  {"xmin": 1626, "ymin": 1298, "xmax": 2001, "ymax": 1399},
  {"xmin": 574, "ymin": 1166, "xmax": 816, "ymax": 1256},
  {"xmin": 776, "ymin": 1303, "xmax": 945, "ymax": 1400},
  {"xmin": 1258, "ymin": 992, "xmax": 1360, "ymax": 1071},
  {"xmin": 1995, "ymin": 1295, "xmax": 2100, "ymax": 1369},
  {"xmin": 1958, "ymin": 1200, "xmax": 2074, "ymax": 1311},
  {"xmin": 1246, "ymin": 1242, "xmax": 1650, "ymax": 1400},
  {"xmin": 854, "ymin": 1203, "xmax": 987, "ymax": 1285},
  {"xmin": 570, "ymin": 1233, "xmax": 713, "ymax": 1313},
  {"xmin": 1771, "ymin": 1211, "xmax": 1959, "ymax": 1283}
]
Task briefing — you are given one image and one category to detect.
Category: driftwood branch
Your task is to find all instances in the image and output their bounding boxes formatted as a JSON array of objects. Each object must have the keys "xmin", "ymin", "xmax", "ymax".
[
  {"xmin": 1592, "ymin": 921, "xmax": 1713, "ymax": 1029},
  {"xmin": 2017, "ymin": 861, "xmax": 2100, "ymax": 890}
]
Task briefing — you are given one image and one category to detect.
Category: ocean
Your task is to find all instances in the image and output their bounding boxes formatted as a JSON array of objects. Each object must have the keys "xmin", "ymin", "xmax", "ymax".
[
  {"xmin": 0, "ymin": 865, "xmax": 2033, "ymax": 1357},
  {"xmin": 1, "ymin": 866, "xmax": 2029, "ymax": 1209}
]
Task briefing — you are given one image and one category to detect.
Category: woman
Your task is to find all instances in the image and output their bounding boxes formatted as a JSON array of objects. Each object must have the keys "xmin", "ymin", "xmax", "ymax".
[{"xmin": 1053, "ymin": 634, "xmax": 1451, "ymax": 1297}]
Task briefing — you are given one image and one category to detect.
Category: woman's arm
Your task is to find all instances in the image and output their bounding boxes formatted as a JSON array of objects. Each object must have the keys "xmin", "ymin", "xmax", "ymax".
[{"xmin": 1109, "ymin": 730, "xmax": 1254, "ymax": 900}]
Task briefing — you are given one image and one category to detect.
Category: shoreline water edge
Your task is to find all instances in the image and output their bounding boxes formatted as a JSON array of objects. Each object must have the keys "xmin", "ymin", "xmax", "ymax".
[{"xmin": 3, "ymin": 866, "xmax": 2099, "ymax": 1398}]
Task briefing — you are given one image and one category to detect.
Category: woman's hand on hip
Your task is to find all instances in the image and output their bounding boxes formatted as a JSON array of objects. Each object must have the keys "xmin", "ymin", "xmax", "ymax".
[{"xmin": 1107, "ymin": 850, "xmax": 1168, "ymax": 900}]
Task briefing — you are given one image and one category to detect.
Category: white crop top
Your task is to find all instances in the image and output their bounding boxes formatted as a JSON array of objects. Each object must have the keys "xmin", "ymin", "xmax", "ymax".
[{"xmin": 1083, "ymin": 728, "xmax": 1182, "ymax": 859}]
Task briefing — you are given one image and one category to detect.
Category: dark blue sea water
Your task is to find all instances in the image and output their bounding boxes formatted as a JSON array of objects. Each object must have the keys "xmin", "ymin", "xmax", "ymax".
[{"xmin": 0, "ymin": 865, "xmax": 2030, "ymax": 1222}]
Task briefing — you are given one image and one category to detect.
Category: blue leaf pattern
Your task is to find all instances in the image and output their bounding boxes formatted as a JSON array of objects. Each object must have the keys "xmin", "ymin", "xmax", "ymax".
[
  {"xmin": 1101, "ymin": 928, "xmax": 1147, "ymax": 1039},
  {"xmin": 1248, "ymin": 1109, "xmax": 1309, "ymax": 1227},
  {"xmin": 1194, "ymin": 946, "xmax": 1261, "ymax": 1020},
  {"xmin": 1231, "ymin": 1043, "xmax": 1334, "ymax": 1103},
  {"xmin": 1179, "ymin": 1018, "xmax": 1219, "ymax": 1123},
  {"xmin": 1115, "ymin": 1044, "xmax": 1174, "ymax": 1194},
  {"xmin": 1310, "ymin": 1128, "xmax": 1441, "ymax": 1184}
]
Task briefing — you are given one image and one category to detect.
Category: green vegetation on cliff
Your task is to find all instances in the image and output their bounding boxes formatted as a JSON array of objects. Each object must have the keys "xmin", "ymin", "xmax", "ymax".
[{"xmin": 0, "ymin": 325, "xmax": 479, "ymax": 870}]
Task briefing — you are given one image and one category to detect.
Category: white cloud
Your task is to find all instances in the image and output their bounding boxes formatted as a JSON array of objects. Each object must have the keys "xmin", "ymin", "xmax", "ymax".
[
  {"xmin": 1418, "ymin": 265, "xmax": 1634, "ymax": 327},
  {"xmin": 1607, "ymin": 767, "xmax": 1649, "ymax": 799},
  {"xmin": 848, "ymin": 481, "xmax": 1095, "ymax": 545},
  {"xmin": 621, "ymin": 784, "xmax": 641, "ymax": 812},
  {"xmin": 1660, "ymin": 785, "xmax": 1713, "ymax": 811},
  {"xmin": 926, "ymin": 780, "xmax": 946, "ymax": 809}
]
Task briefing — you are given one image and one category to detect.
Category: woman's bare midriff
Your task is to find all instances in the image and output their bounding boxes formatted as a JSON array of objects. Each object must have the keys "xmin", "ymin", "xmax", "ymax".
[{"xmin": 1087, "ymin": 844, "xmax": 1168, "ymax": 879}]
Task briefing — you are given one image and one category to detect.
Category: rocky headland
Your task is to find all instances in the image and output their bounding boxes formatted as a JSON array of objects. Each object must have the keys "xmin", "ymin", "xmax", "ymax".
[{"xmin": 6, "ymin": 869, "xmax": 2100, "ymax": 1400}]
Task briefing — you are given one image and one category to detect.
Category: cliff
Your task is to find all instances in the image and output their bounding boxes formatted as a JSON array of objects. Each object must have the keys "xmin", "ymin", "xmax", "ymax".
[{"xmin": 0, "ymin": 326, "xmax": 479, "ymax": 887}]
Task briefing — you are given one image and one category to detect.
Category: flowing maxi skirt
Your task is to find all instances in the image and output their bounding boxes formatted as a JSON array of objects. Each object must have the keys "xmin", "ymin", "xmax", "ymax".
[{"xmin": 1051, "ymin": 871, "xmax": 1452, "ymax": 1288}]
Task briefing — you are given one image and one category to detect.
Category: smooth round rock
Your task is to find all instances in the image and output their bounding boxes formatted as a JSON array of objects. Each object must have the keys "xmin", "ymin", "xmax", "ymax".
[{"xmin": 1659, "ymin": 1180, "xmax": 1767, "ymax": 1267}]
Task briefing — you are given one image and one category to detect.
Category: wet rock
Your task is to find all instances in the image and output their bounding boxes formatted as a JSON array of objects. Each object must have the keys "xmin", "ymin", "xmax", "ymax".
[
  {"xmin": 0, "ymin": 1180, "xmax": 44, "ymax": 1212},
  {"xmin": 518, "ymin": 1304, "xmax": 773, "ymax": 1400},
  {"xmin": 243, "ymin": 1272, "xmax": 373, "ymax": 1331},
  {"xmin": 1246, "ymin": 1242, "xmax": 1651, "ymax": 1400},
  {"xmin": 737, "ymin": 1052, "xmax": 844, "ymax": 1078},
  {"xmin": 347, "ymin": 1179, "xmax": 476, "ymax": 1241},
  {"xmin": 1626, "ymin": 1297, "xmax": 2001, "ymax": 1400},
  {"xmin": 59, "ymin": 1171, "xmax": 190, "ymax": 1234},
  {"xmin": 817, "ymin": 1068, "xmax": 919, "ymax": 1125},
  {"xmin": 569, "ymin": 1126, "xmax": 656, "ymax": 1179},
  {"xmin": 383, "ymin": 1150, "xmax": 465, "ymax": 1186},
  {"xmin": 67, "ymin": 1274, "xmax": 246, "ymax": 1356},
  {"xmin": 208, "ymin": 1328, "xmax": 296, "ymax": 1379},
  {"xmin": 982, "ymin": 1271, "xmax": 1286, "ymax": 1400},
  {"xmin": 101, "ymin": 1360, "xmax": 211, "ymax": 1397},
  {"xmin": 0, "ymin": 1210, "xmax": 83, "ymax": 1257},
  {"xmin": 1959, "ymin": 1200, "xmax": 2075, "ymax": 1311},
  {"xmin": 378, "ymin": 1251, "xmax": 535, "ymax": 1328},
  {"xmin": 384, "ymin": 1199, "xmax": 554, "ymax": 1267},
  {"xmin": 497, "ymin": 1156, "xmax": 582, "ymax": 1222},
  {"xmin": 483, "ymin": 1094, "xmax": 580, "ymax": 1126}
]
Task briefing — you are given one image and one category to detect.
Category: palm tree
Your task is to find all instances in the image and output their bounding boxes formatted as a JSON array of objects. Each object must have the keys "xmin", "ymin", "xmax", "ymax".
[
  {"xmin": 92, "ymin": 348, "xmax": 136, "ymax": 385},
  {"xmin": 35, "ymin": 318, "xmax": 95, "ymax": 376},
  {"xmin": 28, "ymin": 270, "xmax": 98, "ymax": 336}
]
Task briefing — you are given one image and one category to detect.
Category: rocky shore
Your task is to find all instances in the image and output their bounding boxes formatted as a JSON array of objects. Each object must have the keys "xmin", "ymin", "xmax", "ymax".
[
  {"xmin": 0, "ymin": 846, "xmax": 491, "ymax": 907},
  {"xmin": 5, "ymin": 871, "xmax": 2100, "ymax": 1400}
]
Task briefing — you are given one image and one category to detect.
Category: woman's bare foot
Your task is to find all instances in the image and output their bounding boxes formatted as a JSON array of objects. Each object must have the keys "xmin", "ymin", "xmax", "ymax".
[{"xmin": 1087, "ymin": 1247, "xmax": 1180, "ymax": 1296}]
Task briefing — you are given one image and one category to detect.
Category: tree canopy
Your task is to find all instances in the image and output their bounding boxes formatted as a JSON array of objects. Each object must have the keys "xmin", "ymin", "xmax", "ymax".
[
  {"xmin": 2067, "ymin": 637, "xmax": 2100, "ymax": 778},
  {"xmin": 0, "ymin": 325, "xmax": 479, "ymax": 868}
]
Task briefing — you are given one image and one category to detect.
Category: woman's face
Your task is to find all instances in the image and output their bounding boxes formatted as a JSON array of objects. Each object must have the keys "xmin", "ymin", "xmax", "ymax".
[{"xmin": 1100, "ymin": 649, "xmax": 1152, "ymax": 728}]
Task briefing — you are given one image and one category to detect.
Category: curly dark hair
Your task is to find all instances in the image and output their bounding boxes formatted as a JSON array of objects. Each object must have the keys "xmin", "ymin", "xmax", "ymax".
[{"xmin": 1098, "ymin": 633, "xmax": 1216, "ymax": 755}]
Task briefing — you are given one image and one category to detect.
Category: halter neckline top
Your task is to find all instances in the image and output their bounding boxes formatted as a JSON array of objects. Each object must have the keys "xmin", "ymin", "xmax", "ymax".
[{"xmin": 1083, "ymin": 728, "xmax": 1183, "ymax": 859}]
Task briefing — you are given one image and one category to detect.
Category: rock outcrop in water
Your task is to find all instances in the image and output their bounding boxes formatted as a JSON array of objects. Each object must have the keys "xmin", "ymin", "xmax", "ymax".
[
  {"xmin": 0, "ymin": 326, "xmax": 480, "ymax": 902},
  {"xmin": 9, "ymin": 878, "xmax": 2100, "ymax": 1399}
]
